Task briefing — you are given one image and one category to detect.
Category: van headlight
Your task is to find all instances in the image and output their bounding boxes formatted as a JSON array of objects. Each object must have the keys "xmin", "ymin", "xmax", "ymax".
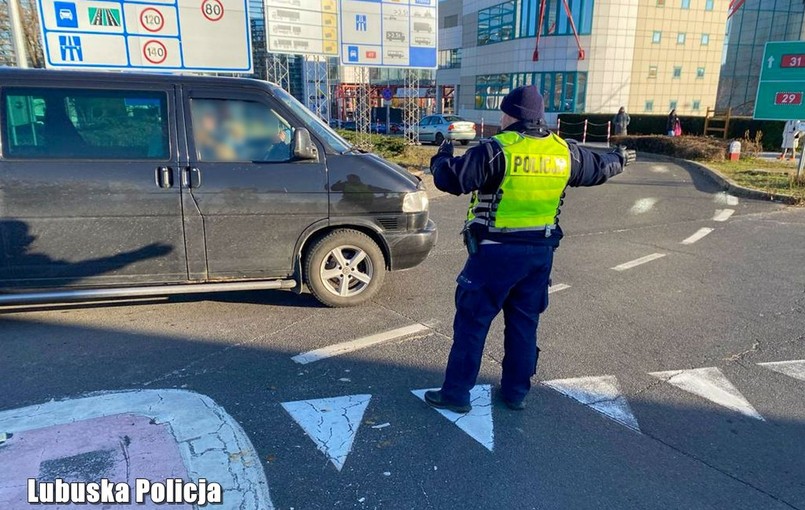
[{"xmin": 402, "ymin": 191, "xmax": 429, "ymax": 213}]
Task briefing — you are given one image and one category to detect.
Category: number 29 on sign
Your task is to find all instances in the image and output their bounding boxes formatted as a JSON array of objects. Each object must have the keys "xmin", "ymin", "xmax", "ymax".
[{"xmin": 775, "ymin": 92, "xmax": 803, "ymax": 106}]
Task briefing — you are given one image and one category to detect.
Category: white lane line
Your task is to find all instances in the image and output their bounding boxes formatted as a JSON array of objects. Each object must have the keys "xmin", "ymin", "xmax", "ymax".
[
  {"xmin": 548, "ymin": 283, "xmax": 571, "ymax": 294},
  {"xmin": 629, "ymin": 198, "xmax": 658, "ymax": 215},
  {"xmin": 292, "ymin": 323, "xmax": 430, "ymax": 364},
  {"xmin": 651, "ymin": 165, "xmax": 669, "ymax": 174},
  {"xmin": 714, "ymin": 192, "xmax": 739, "ymax": 206},
  {"xmin": 650, "ymin": 367, "xmax": 764, "ymax": 421},
  {"xmin": 681, "ymin": 227, "xmax": 715, "ymax": 245},
  {"xmin": 713, "ymin": 209, "xmax": 735, "ymax": 222},
  {"xmin": 611, "ymin": 253, "xmax": 666, "ymax": 271}
]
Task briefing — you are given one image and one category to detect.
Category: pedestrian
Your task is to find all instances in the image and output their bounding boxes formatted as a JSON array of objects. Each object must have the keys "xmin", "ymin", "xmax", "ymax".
[
  {"xmin": 779, "ymin": 119, "xmax": 804, "ymax": 160},
  {"xmin": 667, "ymin": 109, "xmax": 680, "ymax": 136},
  {"xmin": 613, "ymin": 106, "xmax": 630, "ymax": 136},
  {"xmin": 425, "ymin": 86, "xmax": 636, "ymax": 413}
]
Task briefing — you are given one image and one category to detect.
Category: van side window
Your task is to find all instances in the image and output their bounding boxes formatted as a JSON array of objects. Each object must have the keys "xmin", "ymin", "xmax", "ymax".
[
  {"xmin": 190, "ymin": 98, "xmax": 294, "ymax": 163},
  {"xmin": 2, "ymin": 88, "xmax": 168, "ymax": 160}
]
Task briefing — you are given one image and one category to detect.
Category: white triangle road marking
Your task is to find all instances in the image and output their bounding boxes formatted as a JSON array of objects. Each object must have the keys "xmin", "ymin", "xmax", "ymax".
[
  {"xmin": 412, "ymin": 385, "xmax": 494, "ymax": 452},
  {"xmin": 542, "ymin": 375, "xmax": 640, "ymax": 432},
  {"xmin": 281, "ymin": 394, "xmax": 371, "ymax": 471},
  {"xmin": 650, "ymin": 367, "xmax": 764, "ymax": 421},
  {"xmin": 758, "ymin": 360, "xmax": 805, "ymax": 382},
  {"xmin": 713, "ymin": 209, "xmax": 735, "ymax": 222}
]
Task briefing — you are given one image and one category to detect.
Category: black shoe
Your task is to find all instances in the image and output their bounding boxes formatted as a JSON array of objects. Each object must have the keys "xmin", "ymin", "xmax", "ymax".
[
  {"xmin": 424, "ymin": 390, "xmax": 472, "ymax": 414},
  {"xmin": 496, "ymin": 388, "xmax": 526, "ymax": 411}
]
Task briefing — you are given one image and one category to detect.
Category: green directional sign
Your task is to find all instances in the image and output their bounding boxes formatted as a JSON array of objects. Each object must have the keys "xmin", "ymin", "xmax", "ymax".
[{"xmin": 754, "ymin": 41, "xmax": 805, "ymax": 120}]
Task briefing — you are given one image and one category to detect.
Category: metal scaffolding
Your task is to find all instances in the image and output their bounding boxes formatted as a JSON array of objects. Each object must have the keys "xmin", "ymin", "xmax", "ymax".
[
  {"xmin": 305, "ymin": 56, "xmax": 330, "ymax": 122},
  {"xmin": 403, "ymin": 69, "xmax": 420, "ymax": 146},
  {"xmin": 266, "ymin": 53, "xmax": 290, "ymax": 92},
  {"xmin": 354, "ymin": 66, "xmax": 373, "ymax": 150}
]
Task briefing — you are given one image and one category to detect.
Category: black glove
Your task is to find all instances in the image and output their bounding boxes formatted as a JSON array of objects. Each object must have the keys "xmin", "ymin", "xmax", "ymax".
[
  {"xmin": 437, "ymin": 139, "xmax": 454, "ymax": 157},
  {"xmin": 613, "ymin": 145, "xmax": 637, "ymax": 167}
]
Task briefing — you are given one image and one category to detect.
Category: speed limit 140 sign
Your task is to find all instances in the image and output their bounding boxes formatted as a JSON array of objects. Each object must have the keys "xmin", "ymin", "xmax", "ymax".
[{"xmin": 755, "ymin": 41, "xmax": 805, "ymax": 120}]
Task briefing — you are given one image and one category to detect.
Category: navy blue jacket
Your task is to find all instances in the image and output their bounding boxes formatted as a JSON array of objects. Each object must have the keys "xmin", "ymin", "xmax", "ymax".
[{"xmin": 430, "ymin": 120, "xmax": 625, "ymax": 246}]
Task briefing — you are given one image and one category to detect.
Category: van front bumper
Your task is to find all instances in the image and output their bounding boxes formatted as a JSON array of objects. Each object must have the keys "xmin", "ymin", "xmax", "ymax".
[{"xmin": 386, "ymin": 219, "xmax": 438, "ymax": 271}]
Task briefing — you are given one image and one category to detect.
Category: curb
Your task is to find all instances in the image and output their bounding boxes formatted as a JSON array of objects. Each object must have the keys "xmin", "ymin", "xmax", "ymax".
[{"xmin": 641, "ymin": 152, "xmax": 800, "ymax": 205}]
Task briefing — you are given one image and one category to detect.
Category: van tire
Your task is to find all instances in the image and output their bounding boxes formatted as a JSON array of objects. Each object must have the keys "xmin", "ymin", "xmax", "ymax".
[
  {"xmin": 434, "ymin": 132, "xmax": 445, "ymax": 145},
  {"xmin": 304, "ymin": 230, "xmax": 386, "ymax": 307}
]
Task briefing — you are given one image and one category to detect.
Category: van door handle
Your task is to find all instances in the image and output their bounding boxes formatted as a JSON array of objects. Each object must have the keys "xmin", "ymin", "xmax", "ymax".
[
  {"xmin": 183, "ymin": 167, "xmax": 202, "ymax": 189},
  {"xmin": 155, "ymin": 167, "xmax": 173, "ymax": 189}
]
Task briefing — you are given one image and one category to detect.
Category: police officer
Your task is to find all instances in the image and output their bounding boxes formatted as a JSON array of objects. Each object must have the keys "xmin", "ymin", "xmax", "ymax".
[{"xmin": 425, "ymin": 85, "xmax": 636, "ymax": 413}]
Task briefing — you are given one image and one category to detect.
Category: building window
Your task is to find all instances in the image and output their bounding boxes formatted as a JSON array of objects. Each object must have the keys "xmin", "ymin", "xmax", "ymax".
[
  {"xmin": 648, "ymin": 66, "xmax": 658, "ymax": 78},
  {"xmin": 701, "ymin": 33, "xmax": 710, "ymax": 45},
  {"xmin": 697, "ymin": 67, "xmax": 705, "ymax": 78},
  {"xmin": 519, "ymin": 0, "xmax": 595, "ymax": 38},
  {"xmin": 652, "ymin": 31, "xmax": 662, "ymax": 43},
  {"xmin": 475, "ymin": 72, "xmax": 588, "ymax": 113},
  {"xmin": 478, "ymin": 1, "xmax": 516, "ymax": 46},
  {"xmin": 673, "ymin": 66, "xmax": 682, "ymax": 78},
  {"xmin": 692, "ymin": 100, "xmax": 701, "ymax": 110},
  {"xmin": 705, "ymin": 0, "xmax": 714, "ymax": 10},
  {"xmin": 677, "ymin": 33, "xmax": 686, "ymax": 44},
  {"xmin": 442, "ymin": 14, "xmax": 459, "ymax": 29},
  {"xmin": 669, "ymin": 100, "xmax": 678, "ymax": 110},
  {"xmin": 645, "ymin": 100, "xmax": 654, "ymax": 112},
  {"xmin": 438, "ymin": 48, "xmax": 462, "ymax": 69},
  {"xmin": 681, "ymin": 0, "xmax": 690, "ymax": 8}
]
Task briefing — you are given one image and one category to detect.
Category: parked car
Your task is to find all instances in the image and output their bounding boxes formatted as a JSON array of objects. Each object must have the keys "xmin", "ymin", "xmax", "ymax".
[
  {"xmin": 411, "ymin": 115, "xmax": 476, "ymax": 145},
  {"xmin": 0, "ymin": 69, "xmax": 437, "ymax": 307}
]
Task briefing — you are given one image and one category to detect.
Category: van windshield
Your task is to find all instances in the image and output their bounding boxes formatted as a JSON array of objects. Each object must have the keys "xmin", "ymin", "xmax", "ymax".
[{"xmin": 269, "ymin": 85, "xmax": 351, "ymax": 153}]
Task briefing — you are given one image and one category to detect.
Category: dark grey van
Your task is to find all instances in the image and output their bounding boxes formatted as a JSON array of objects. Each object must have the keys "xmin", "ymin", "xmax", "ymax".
[{"xmin": 0, "ymin": 69, "xmax": 436, "ymax": 307}]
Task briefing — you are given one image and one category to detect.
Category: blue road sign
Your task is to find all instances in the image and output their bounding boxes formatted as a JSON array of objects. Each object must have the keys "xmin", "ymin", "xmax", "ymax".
[
  {"xmin": 382, "ymin": 88, "xmax": 393, "ymax": 101},
  {"xmin": 54, "ymin": 2, "xmax": 79, "ymax": 28},
  {"xmin": 340, "ymin": 0, "xmax": 437, "ymax": 69},
  {"xmin": 58, "ymin": 35, "xmax": 83, "ymax": 61},
  {"xmin": 355, "ymin": 14, "xmax": 367, "ymax": 31}
]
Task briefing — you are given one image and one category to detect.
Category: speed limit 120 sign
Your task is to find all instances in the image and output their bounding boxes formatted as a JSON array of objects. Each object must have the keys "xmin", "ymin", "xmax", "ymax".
[{"xmin": 201, "ymin": 0, "xmax": 224, "ymax": 21}]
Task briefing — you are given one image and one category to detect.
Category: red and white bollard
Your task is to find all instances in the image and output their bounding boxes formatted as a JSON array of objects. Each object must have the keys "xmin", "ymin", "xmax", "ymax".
[{"xmin": 728, "ymin": 140, "xmax": 741, "ymax": 161}]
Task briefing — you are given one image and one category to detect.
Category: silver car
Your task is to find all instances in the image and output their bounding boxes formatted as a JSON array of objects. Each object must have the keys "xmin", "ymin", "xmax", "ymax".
[{"xmin": 414, "ymin": 115, "xmax": 476, "ymax": 145}]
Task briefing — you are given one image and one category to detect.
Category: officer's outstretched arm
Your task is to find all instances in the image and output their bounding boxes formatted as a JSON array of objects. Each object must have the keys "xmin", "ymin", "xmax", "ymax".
[
  {"xmin": 429, "ymin": 140, "xmax": 501, "ymax": 196},
  {"xmin": 566, "ymin": 142, "xmax": 635, "ymax": 187}
]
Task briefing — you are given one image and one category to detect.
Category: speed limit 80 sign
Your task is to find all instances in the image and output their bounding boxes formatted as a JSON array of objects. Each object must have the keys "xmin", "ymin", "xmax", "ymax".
[{"xmin": 201, "ymin": 0, "xmax": 224, "ymax": 21}]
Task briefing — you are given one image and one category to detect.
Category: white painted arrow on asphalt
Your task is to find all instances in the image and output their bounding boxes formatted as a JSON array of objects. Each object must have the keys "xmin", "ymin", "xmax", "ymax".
[
  {"xmin": 412, "ymin": 385, "xmax": 494, "ymax": 452},
  {"xmin": 281, "ymin": 394, "xmax": 371, "ymax": 471},
  {"xmin": 650, "ymin": 367, "xmax": 764, "ymax": 421},
  {"xmin": 758, "ymin": 360, "xmax": 805, "ymax": 382},
  {"xmin": 542, "ymin": 375, "xmax": 641, "ymax": 432}
]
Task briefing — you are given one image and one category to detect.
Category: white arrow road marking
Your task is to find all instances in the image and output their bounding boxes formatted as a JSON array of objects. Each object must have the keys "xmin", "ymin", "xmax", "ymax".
[
  {"xmin": 0, "ymin": 390, "xmax": 273, "ymax": 509},
  {"xmin": 611, "ymin": 253, "xmax": 666, "ymax": 271},
  {"xmin": 281, "ymin": 394, "xmax": 371, "ymax": 471},
  {"xmin": 412, "ymin": 385, "xmax": 494, "ymax": 452},
  {"xmin": 292, "ymin": 324, "xmax": 430, "ymax": 364},
  {"xmin": 548, "ymin": 283, "xmax": 571, "ymax": 294},
  {"xmin": 713, "ymin": 209, "xmax": 735, "ymax": 222},
  {"xmin": 542, "ymin": 376, "xmax": 640, "ymax": 432},
  {"xmin": 714, "ymin": 192, "xmax": 739, "ymax": 206},
  {"xmin": 630, "ymin": 198, "xmax": 658, "ymax": 214},
  {"xmin": 650, "ymin": 367, "xmax": 764, "ymax": 421},
  {"xmin": 758, "ymin": 360, "xmax": 805, "ymax": 382},
  {"xmin": 681, "ymin": 227, "xmax": 715, "ymax": 245}
]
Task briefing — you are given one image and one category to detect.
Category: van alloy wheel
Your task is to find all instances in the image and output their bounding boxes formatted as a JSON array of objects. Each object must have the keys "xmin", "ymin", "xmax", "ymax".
[{"xmin": 319, "ymin": 245, "xmax": 374, "ymax": 298}]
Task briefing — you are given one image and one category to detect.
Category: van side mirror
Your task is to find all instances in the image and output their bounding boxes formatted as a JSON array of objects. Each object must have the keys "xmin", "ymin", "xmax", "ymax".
[{"xmin": 293, "ymin": 128, "xmax": 318, "ymax": 160}]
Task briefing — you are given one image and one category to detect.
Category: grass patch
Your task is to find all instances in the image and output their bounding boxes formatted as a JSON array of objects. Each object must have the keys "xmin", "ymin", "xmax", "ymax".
[{"xmin": 707, "ymin": 158, "xmax": 805, "ymax": 203}]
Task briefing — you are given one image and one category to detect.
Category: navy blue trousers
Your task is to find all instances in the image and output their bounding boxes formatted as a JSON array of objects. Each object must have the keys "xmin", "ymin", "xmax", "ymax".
[{"xmin": 441, "ymin": 243, "xmax": 554, "ymax": 406}]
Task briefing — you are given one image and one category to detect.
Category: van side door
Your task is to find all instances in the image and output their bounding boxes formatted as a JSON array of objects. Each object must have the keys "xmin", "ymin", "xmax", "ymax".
[
  {"xmin": 0, "ymin": 82, "xmax": 187, "ymax": 289},
  {"xmin": 180, "ymin": 87, "xmax": 328, "ymax": 279}
]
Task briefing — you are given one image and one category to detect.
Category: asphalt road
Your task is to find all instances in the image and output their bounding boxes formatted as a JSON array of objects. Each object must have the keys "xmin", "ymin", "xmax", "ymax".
[{"xmin": 2, "ymin": 155, "xmax": 805, "ymax": 510}]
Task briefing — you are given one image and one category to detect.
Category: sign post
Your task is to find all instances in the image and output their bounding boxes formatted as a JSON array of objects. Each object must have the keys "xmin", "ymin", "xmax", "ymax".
[
  {"xmin": 755, "ymin": 41, "xmax": 805, "ymax": 181},
  {"xmin": 35, "ymin": 0, "xmax": 252, "ymax": 73}
]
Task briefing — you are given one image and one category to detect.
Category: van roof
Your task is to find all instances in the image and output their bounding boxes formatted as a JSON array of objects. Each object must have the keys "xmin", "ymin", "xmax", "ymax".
[{"xmin": 0, "ymin": 67, "xmax": 278, "ymax": 91}]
